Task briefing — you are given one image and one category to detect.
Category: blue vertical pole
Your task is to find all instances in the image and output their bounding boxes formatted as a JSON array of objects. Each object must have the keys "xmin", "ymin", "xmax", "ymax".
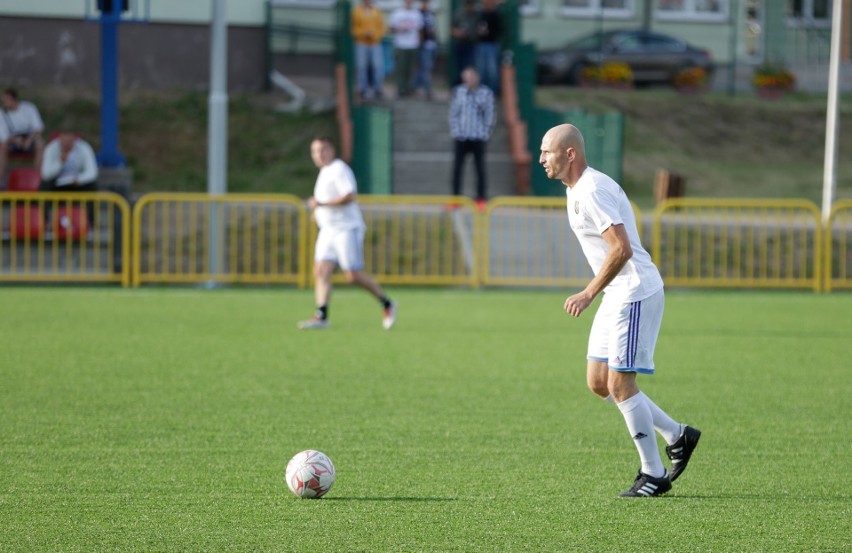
[{"xmin": 98, "ymin": 0, "xmax": 126, "ymax": 167}]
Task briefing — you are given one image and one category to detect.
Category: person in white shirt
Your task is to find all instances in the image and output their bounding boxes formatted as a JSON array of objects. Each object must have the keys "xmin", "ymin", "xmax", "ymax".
[
  {"xmin": 298, "ymin": 136, "xmax": 398, "ymax": 330},
  {"xmin": 388, "ymin": 0, "xmax": 423, "ymax": 98},
  {"xmin": 0, "ymin": 87, "xmax": 45, "ymax": 179},
  {"xmin": 539, "ymin": 124, "xmax": 701, "ymax": 498},
  {"xmin": 41, "ymin": 131, "xmax": 99, "ymax": 225}
]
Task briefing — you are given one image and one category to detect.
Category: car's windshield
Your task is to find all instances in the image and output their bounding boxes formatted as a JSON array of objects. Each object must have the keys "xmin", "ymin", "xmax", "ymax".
[{"xmin": 567, "ymin": 33, "xmax": 605, "ymax": 50}]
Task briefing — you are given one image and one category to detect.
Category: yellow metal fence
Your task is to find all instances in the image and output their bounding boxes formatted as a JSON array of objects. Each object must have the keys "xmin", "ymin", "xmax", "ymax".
[
  {"xmin": 2, "ymin": 193, "xmax": 850, "ymax": 291},
  {"xmin": 652, "ymin": 199, "xmax": 822, "ymax": 291},
  {"xmin": 481, "ymin": 197, "xmax": 642, "ymax": 287},
  {"xmin": 825, "ymin": 200, "xmax": 852, "ymax": 292},
  {"xmin": 320, "ymin": 196, "xmax": 481, "ymax": 287},
  {"xmin": 0, "ymin": 192, "xmax": 130, "ymax": 286},
  {"xmin": 132, "ymin": 193, "xmax": 307, "ymax": 286}
]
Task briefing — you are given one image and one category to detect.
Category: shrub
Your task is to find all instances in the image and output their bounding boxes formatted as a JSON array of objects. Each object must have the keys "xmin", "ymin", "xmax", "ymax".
[
  {"xmin": 582, "ymin": 62, "xmax": 634, "ymax": 85},
  {"xmin": 674, "ymin": 66, "xmax": 709, "ymax": 88},
  {"xmin": 753, "ymin": 65, "xmax": 796, "ymax": 90}
]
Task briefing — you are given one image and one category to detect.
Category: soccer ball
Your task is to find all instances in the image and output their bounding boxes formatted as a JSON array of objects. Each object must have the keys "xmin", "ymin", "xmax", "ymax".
[{"xmin": 285, "ymin": 450, "xmax": 336, "ymax": 499}]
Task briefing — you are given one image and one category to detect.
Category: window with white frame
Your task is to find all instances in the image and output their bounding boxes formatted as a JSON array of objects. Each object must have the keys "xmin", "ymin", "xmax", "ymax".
[
  {"xmin": 561, "ymin": 0, "xmax": 634, "ymax": 19},
  {"xmin": 270, "ymin": 0, "xmax": 442, "ymax": 10},
  {"xmin": 375, "ymin": 0, "xmax": 442, "ymax": 10},
  {"xmin": 789, "ymin": 0, "xmax": 832, "ymax": 25},
  {"xmin": 520, "ymin": 0, "xmax": 541, "ymax": 16},
  {"xmin": 270, "ymin": 0, "xmax": 337, "ymax": 7},
  {"xmin": 656, "ymin": 0, "xmax": 728, "ymax": 22}
]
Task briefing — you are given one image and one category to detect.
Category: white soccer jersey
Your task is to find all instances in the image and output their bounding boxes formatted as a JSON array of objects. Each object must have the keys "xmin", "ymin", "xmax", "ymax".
[
  {"xmin": 313, "ymin": 159, "xmax": 366, "ymax": 231},
  {"xmin": 389, "ymin": 8, "xmax": 423, "ymax": 49},
  {"xmin": 0, "ymin": 101, "xmax": 44, "ymax": 141},
  {"xmin": 566, "ymin": 167, "xmax": 663, "ymax": 302}
]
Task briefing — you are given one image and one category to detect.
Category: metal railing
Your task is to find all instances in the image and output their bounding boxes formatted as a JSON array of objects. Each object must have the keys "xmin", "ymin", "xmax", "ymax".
[
  {"xmin": 3, "ymin": 193, "xmax": 851, "ymax": 292},
  {"xmin": 824, "ymin": 200, "xmax": 852, "ymax": 292},
  {"xmin": 652, "ymin": 198, "xmax": 822, "ymax": 291},
  {"xmin": 310, "ymin": 196, "xmax": 482, "ymax": 287},
  {"xmin": 0, "ymin": 192, "xmax": 131, "ymax": 286},
  {"xmin": 131, "ymin": 193, "xmax": 308, "ymax": 287}
]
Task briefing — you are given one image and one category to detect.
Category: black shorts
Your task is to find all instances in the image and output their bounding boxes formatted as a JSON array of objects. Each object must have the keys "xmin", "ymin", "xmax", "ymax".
[{"xmin": 7, "ymin": 135, "xmax": 35, "ymax": 154}]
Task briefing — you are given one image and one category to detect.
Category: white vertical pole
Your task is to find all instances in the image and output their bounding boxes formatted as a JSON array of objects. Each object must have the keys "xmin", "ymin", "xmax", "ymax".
[
  {"xmin": 208, "ymin": 0, "xmax": 228, "ymax": 278},
  {"xmin": 822, "ymin": 0, "xmax": 843, "ymax": 223}
]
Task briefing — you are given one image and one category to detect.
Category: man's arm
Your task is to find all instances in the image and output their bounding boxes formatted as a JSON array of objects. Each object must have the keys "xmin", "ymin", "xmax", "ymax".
[
  {"xmin": 449, "ymin": 93, "xmax": 462, "ymax": 138},
  {"xmin": 563, "ymin": 223, "xmax": 633, "ymax": 317},
  {"xmin": 40, "ymin": 141, "xmax": 62, "ymax": 181},
  {"xmin": 308, "ymin": 192, "xmax": 355, "ymax": 210},
  {"xmin": 77, "ymin": 141, "xmax": 99, "ymax": 185},
  {"xmin": 483, "ymin": 90, "xmax": 495, "ymax": 134}
]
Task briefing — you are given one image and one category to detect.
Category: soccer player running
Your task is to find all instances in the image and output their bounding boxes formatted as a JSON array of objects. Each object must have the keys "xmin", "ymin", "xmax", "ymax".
[
  {"xmin": 298, "ymin": 136, "xmax": 398, "ymax": 330},
  {"xmin": 539, "ymin": 124, "xmax": 699, "ymax": 497}
]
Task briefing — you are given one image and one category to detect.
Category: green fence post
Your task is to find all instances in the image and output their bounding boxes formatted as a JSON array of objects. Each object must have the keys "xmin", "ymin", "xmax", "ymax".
[
  {"xmin": 352, "ymin": 106, "xmax": 393, "ymax": 195},
  {"xmin": 264, "ymin": 0, "xmax": 272, "ymax": 91}
]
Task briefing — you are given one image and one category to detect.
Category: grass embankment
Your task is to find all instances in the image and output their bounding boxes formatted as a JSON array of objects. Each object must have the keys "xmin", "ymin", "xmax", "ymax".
[
  {"xmin": 26, "ymin": 85, "xmax": 852, "ymax": 208},
  {"xmin": 537, "ymin": 87, "xmax": 852, "ymax": 209}
]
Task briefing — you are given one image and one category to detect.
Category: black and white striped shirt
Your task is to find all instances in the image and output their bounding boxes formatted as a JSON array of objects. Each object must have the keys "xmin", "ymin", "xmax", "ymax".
[{"xmin": 449, "ymin": 84, "xmax": 495, "ymax": 141}]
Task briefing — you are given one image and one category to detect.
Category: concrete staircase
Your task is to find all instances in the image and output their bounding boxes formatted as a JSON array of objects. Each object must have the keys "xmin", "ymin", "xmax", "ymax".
[{"xmin": 390, "ymin": 97, "xmax": 518, "ymax": 199}]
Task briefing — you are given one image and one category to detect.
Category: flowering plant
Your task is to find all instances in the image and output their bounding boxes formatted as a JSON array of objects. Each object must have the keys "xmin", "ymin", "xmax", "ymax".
[
  {"xmin": 752, "ymin": 65, "xmax": 796, "ymax": 91},
  {"xmin": 673, "ymin": 66, "xmax": 708, "ymax": 89},
  {"xmin": 582, "ymin": 62, "xmax": 634, "ymax": 86}
]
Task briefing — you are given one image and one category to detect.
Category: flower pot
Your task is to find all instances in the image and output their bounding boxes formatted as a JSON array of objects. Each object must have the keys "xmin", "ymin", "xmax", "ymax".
[
  {"xmin": 677, "ymin": 86, "xmax": 705, "ymax": 96},
  {"xmin": 756, "ymin": 87, "xmax": 785, "ymax": 99}
]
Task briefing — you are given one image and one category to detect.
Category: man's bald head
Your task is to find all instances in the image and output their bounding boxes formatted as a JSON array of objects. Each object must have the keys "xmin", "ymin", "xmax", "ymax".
[
  {"xmin": 544, "ymin": 124, "xmax": 586, "ymax": 161},
  {"xmin": 539, "ymin": 124, "xmax": 588, "ymax": 187}
]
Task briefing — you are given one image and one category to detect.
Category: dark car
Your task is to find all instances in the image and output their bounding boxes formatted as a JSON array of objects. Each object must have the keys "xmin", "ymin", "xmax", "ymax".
[{"xmin": 537, "ymin": 29, "xmax": 715, "ymax": 86}]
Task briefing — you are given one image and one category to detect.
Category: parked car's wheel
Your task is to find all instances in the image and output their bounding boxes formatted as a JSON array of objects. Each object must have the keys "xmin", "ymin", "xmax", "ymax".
[{"xmin": 569, "ymin": 63, "xmax": 591, "ymax": 86}]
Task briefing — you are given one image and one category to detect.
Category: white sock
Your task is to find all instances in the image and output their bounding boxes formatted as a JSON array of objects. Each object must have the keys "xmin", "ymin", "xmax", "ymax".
[
  {"xmin": 603, "ymin": 394, "xmax": 616, "ymax": 404},
  {"xmin": 617, "ymin": 393, "xmax": 666, "ymax": 478},
  {"xmin": 638, "ymin": 391, "xmax": 684, "ymax": 445}
]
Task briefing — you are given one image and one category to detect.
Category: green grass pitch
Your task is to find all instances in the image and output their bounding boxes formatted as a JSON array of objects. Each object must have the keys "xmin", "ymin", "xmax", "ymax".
[{"xmin": 1, "ymin": 287, "xmax": 850, "ymax": 551}]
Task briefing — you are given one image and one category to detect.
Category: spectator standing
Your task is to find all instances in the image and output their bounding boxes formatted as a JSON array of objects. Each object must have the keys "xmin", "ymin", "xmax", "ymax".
[
  {"xmin": 412, "ymin": 0, "xmax": 439, "ymax": 100},
  {"xmin": 450, "ymin": 0, "xmax": 480, "ymax": 85},
  {"xmin": 475, "ymin": 0, "xmax": 503, "ymax": 95},
  {"xmin": 388, "ymin": 0, "xmax": 423, "ymax": 98},
  {"xmin": 0, "ymin": 87, "xmax": 45, "ymax": 179},
  {"xmin": 351, "ymin": 0, "xmax": 387, "ymax": 101},
  {"xmin": 40, "ymin": 131, "xmax": 99, "ymax": 226},
  {"xmin": 448, "ymin": 67, "xmax": 495, "ymax": 210},
  {"xmin": 298, "ymin": 136, "xmax": 398, "ymax": 331}
]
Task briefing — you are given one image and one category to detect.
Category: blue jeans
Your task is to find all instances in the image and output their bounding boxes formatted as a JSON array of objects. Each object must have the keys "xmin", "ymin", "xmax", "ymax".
[
  {"xmin": 475, "ymin": 41, "xmax": 500, "ymax": 95},
  {"xmin": 356, "ymin": 43, "xmax": 384, "ymax": 97},
  {"xmin": 412, "ymin": 45, "xmax": 436, "ymax": 95}
]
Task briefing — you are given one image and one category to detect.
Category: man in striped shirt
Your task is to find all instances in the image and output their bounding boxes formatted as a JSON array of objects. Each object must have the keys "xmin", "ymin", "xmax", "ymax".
[{"xmin": 448, "ymin": 67, "xmax": 494, "ymax": 210}]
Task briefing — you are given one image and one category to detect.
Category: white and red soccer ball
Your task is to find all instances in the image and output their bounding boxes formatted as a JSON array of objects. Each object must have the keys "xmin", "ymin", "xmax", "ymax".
[{"xmin": 285, "ymin": 450, "xmax": 336, "ymax": 499}]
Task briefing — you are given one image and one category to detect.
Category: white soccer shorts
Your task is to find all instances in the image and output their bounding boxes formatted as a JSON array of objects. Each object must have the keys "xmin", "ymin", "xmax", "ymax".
[
  {"xmin": 587, "ymin": 288, "xmax": 664, "ymax": 375},
  {"xmin": 314, "ymin": 226, "xmax": 365, "ymax": 271}
]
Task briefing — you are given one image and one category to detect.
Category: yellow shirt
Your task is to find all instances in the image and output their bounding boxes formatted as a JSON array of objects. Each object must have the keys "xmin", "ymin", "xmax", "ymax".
[{"xmin": 351, "ymin": 5, "xmax": 386, "ymax": 46}]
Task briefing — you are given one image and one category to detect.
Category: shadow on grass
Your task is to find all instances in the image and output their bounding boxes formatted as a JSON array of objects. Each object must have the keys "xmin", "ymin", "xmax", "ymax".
[
  {"xmin": 665, "ymin": 494, "xmax": 852, "ymax": 502},
  {"xmin": 324, "ymin": 496, "xmax": 458, "ymax": 502}
]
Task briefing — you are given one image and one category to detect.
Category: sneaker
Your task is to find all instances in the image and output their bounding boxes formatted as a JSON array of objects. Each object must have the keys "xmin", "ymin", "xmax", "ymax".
[
  {"xmin": 618, "ymin": 470, "xmax": 672, "ymax": 498},
  {"xmin": 297, "ymin": 317, "xmax": 329, "ymax": 330},
  {"xmin": 382, "ymin": 301, "xmax": 398, "ymax": 330},
  {"xmin": 666, "ymin": 425, "xmax": 701, "ymax": 482}
]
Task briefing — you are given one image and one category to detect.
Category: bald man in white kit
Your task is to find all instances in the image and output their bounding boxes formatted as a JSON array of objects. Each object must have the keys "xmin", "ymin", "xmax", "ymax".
[{"xmin": 539, "ymin": 124, "xmax": 700, "ymax": 497}]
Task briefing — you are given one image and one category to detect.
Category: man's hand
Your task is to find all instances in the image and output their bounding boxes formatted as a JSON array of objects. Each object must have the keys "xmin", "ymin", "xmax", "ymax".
[
  {"xmin": 564, "ymin": 290, "xmax": 594, "ymax": 318},
  {"xmin": 307, "ymin": 197, "xmax": 319, "ymax": 210}
]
